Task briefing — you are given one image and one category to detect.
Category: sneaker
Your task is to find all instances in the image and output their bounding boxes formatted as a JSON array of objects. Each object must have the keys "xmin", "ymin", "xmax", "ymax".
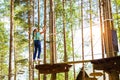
[
  {"xmin": 37, "ymin": 58, "xmax": 42, "ymax": 61},
  {"xmin": 33, "ymin": 59, "xmax": 35, "ymax": 62}
]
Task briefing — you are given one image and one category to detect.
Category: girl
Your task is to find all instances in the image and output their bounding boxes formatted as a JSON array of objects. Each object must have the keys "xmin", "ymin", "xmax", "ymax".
[{"xmin": 33, "ymin": 27, "xmax": 46, "ymax": 61}]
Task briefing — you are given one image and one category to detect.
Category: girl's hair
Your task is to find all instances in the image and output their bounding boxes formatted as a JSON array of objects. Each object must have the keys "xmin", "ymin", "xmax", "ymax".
[
  {"xmin": 33, "ymin": 29, "xmax": 37, "ymax": 39},
  {"xmin": 33, "ymin": 29, "xmax": 37, "ymax": 32}
]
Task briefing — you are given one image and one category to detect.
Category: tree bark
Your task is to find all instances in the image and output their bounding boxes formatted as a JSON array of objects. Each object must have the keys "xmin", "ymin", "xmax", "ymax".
[
  {"xmin": 49, "ymin": 0, "xmax": 56, "ymax": 80},
  {"xmin": 32, "ymin": 0, "xmax": 34, "ymax": 80},
  {"xmin": 102, "ymin": 0, "xmax": 114, "ymax": 57},
  {"xmin": 62, "ymin": 0, "xmax": 68, "ymax": 80},
  {"xmin": 101, "ymin": 0, "xmax": 119, "ymax": 79},
  {"xmin": 38, "ymin": 0, "xmax": 41, "ymax": 80},
  {"xmin": 80, "ymin": 0, "xmax": 85, "ymax": 80},
  {"xmin": 43, "ymin": 0, "xmax": 47, "ymax": 80},
  {"xmin": 9, "ymin": 0, "xmax": 14, "ymax": 80},
  {"xmin": 28, "ymin": 0, "xmax": 33, "ymax": 80},
  {"xmin": 70, "ymin": 1, "xmax": 76, "ymax": 79}
]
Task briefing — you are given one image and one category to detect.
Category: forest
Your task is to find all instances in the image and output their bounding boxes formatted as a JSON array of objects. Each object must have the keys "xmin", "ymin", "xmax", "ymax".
[{"xmin": 0, "ymin": 0, "xmax": 120, "ymax": 80}]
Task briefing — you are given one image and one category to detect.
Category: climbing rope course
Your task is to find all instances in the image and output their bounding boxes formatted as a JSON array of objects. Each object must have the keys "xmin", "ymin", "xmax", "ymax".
[{"xmin": 5, "ymin": 0, "xmax": 120, "ymax": 80}]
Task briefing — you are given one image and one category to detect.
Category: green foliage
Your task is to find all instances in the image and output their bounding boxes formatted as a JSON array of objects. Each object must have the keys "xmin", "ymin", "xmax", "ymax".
[
  {"xmin": 0, "ymin": 0, "xmax": 10, "ymax": 17},
  {"xmin": 13, "ymin": 1, "xmax": 30, "ymax": 77},
  {"xmin": 0, "ymin": 23, "xmax": 9, "ymax": 80},
  {"xmin": 14, "ymin": 29, "xmax": 28, "ymax": 54},
  {"xmin": 14, "ymin": 3, "xmax": 30, "ymax": 29},
  {"xmin": 55, "ymin": 1, "xmax": 63, "ymax": 18},
  {"xmin": 0, "ymin": 23, "xmax": 8, "ymax": 56},
  {"xmin": 16, "ymin": 58, "xmax": 28, "ymax": 66},
  {"xmin": 54, "ymin": 0, "xmax": 80, "ymax": 62},
  {"xmin": 57, "ymin": 73, "xmax": 64, "ymax": 80},
  {"xmin": 0, "ymin": 1, "xmax": 9, "ymax": 80},
  {"xmin": 112, "ymin": 0, "xmax": 120, "ymax": 42}
]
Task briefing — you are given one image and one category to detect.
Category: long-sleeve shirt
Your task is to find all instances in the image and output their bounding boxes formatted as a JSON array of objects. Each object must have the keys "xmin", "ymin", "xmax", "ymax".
[{"xmin": 33, "ymin": 32, "xmax": 41, "ymax": 40}]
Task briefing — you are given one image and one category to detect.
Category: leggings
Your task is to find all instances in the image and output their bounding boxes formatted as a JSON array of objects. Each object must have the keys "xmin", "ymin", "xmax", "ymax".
[{"xmin": 33, "ymin": 40, "xmax": 41, "ymax": 60}]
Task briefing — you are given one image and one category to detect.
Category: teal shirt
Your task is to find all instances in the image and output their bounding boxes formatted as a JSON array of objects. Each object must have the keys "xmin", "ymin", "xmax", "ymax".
[{"xmin": 33, "ymin": 32, "xmax": 41, "ymax": 40}]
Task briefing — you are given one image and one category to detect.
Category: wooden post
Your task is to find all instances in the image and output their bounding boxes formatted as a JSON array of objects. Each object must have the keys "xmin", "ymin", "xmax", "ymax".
[
  {"xmin": 49, "ymin": 0, "xmax": 56, "ymax": 80},
  {"xmin": 99, "ymin": 0, "xmax": 105, "ymax": 59},
  {"xmin": 108, "ymin": 71, "xmax": 119, "ymax": 80},
  {"xmin": 70, "ymin": 0, "xmax": 76, "ymax": 79},
  {"xmin": 43, "ymin": 0, "xmax": 47, "ymax": 80},
  {"xmin": 101, "ymin": 0, "xmax": 119, "ymax": 80},
  {"xmin": 62, "ymin": 0, "xmax": 68, "ymax": 80},
  {"xmin": 89, "ymin": 0, "xmax": 96, "ymax": 79},
  {"xmin": 38, "ymin": 0, "xmax": 40, "ymax": 80},
  {"xmin": 81, "ymin": 0, "xmax": 85, "ymax": 80},
  {"xmin": 102, "ymin": 0, "xmax": 114, "ymax": 57},
  {"xmin": 38, "ymin": 61, "xmax": 40, "ymax": 80}
]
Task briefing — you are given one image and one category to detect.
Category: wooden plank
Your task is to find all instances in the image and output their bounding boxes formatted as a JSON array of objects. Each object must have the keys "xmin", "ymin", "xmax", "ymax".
[
  {"xmin": 85, "ymin": 78, "xmax": 97, "ymax": 80},
  {"xmin": 38, "ymin": 66, "xmax": 69, "ymax": 74},
  {"xmin": 62, "ymin": 60, "xmax": 91, "ymax": 64},
  {"xmin": 90, "ymin": 72, "xmax": 103, "ymax": 76},
  {"xmin": 35, "ymin": 63, "xmax": 72, "ymax": 74},
  {"xmin": 91, "ymin": 56, "xmax": 120, "ymax": 73}
]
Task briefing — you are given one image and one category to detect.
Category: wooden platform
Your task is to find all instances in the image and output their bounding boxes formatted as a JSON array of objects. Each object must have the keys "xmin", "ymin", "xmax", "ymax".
[
  {"xmin": 66, "ymin": 60, "xmax": 91, "ymax": 64},
  {"xmin": 91, "ymin": 56, "xmax": 120, "ymax": 73},
  {"xmin": 90, "ymin": 72, "xmax": 103, "ymax": 76},
  {"xmin": 85, "ymin": 78, "xmax": 97, "ymax": 80},
  {"xmin": 35, "ymin": 63, "xmax": 72, "ymax": 74}
]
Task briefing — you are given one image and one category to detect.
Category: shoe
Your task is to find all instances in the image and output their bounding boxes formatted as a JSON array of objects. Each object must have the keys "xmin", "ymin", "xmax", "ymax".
[
  {"xmin": 33, "ymin": 60, "xmax": 35, "ymax": 62},
  {"xmin": 37, "ymin": 58, "xmax": 42, "ymax": 61}
]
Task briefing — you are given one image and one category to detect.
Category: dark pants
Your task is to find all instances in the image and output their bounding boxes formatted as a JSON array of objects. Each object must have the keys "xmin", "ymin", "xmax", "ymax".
[{"xmin": 33, "ymin": 40, "xmax": 41, "ymax": 60}]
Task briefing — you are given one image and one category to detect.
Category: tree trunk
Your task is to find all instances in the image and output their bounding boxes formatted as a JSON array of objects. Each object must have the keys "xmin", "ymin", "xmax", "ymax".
[
  {"xmin": 80, "ymin": 0, "xmax": 85, "ymax": 80},
  {"xmin": 102, "ymin": 0, "xmax": 114, "ymax": 57},
  {"xmin": 89, "ymin": 0, "xmax": 96, "ymax": 78},
  {"xmin": 49, "ymin": 0, "xmax": 56, "ymax": 80},
  {"xmin": 62, "ymin": 0, "xmax": 68, "ymax": 80},
  {"xmin": 70, "ymin": 1, "xmax": 76, "ymax": 79},
  {"xmin": 14, "ymin": 39, "xmax": 16, "ymax": 80},
  {"xmin": 38, "ymin": 0, "xmax": 40, "ymax": 31},
  {"xmin": 53, "ymin": 1, "xmax": 57, "ymax": 63},
  {"xmin": 38, "ymin": 0, "xmax": 41, "ymax": 80},
  {"xmin": 9, "ymin": 0, "xmax": 14, "ymax": 80},
  {"xmin": 99, "ymin": 0, "xmax": 105, "ymax": 59},
  {"xmin": 99, "ymin": 0, "xmax": 105, "ymax": 80},
  {"xmin": 101, "ymin": 0, "xmax": 119, "ymax": 79},
  {"xmin": 32, "ymin": 0, "xmax": 34, "ymax": 80},
  {"xmin": 43, "ymin": 0, "xmax": 47, "ymax": 80},
  {"xmin": 28, "ymin": 0, "xmax": 33, "ymax": 80}
]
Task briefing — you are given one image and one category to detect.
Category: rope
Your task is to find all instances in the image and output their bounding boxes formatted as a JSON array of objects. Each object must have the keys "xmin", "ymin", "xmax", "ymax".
[{"xmin": 103, "ymin": 19, "xmax": 114, "ymax": 21}]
